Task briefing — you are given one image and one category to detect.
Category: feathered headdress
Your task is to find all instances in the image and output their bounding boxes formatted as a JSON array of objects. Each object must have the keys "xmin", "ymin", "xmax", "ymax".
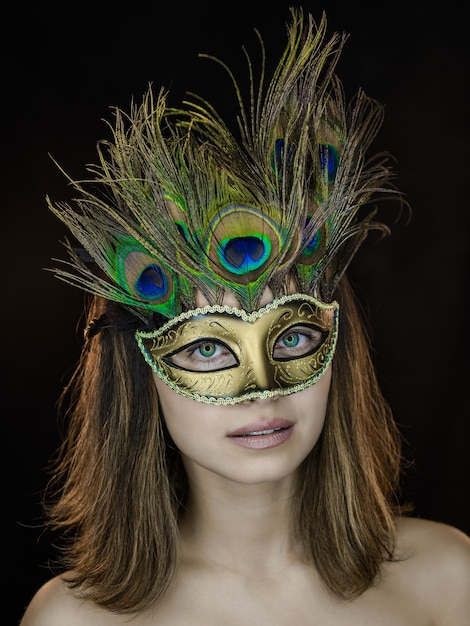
[{"xmin": 48, "ymin": 8, "xmax": 396, "ymax": 322}]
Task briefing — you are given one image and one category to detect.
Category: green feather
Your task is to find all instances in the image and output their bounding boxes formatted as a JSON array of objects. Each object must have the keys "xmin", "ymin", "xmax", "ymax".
[{"xmin": 49, "ymin": 8, "xmax": 399, "ymax": 318}]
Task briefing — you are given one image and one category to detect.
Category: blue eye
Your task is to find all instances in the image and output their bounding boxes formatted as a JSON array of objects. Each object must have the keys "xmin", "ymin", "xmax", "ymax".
[
  {"xmin": 282, "ymin": 333, "xmax": 300, "ymax": 348},
  {"xmin": 273, "ymin": 325, "xmax": 325, "ymax": 360},
  {"xmin": 165, "ymin": 339, "xmax": 238, "ymax": 372}
]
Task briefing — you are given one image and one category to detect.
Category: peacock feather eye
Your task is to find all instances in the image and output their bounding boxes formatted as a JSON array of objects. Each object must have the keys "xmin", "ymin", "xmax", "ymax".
[
  {"xmin": 297, "ymin": 214, "xmax": 328, "ymax": 273},
  {"xmin": 319, "ymin": 143, "xmax": 339, "ymax": 183},
  {"xmin": 270, "ymin": 138, "xmax": 295, "ymax": 178},
  {"xmin": 205, "ymin": 204, "xmax": 284, "ymax": 284},
  {"xmin": 218, "ymin": 234, "xmax": 272, "ymax": 275},
  {"xmin": 302, "ymin": 227, "xmax": 322, "ymax": 258},
  {"xmin": 176, "ymin": 220, "xmax": 191, "ymax": 243},
  {"xmin": 134, "ymin": 264, "xmax": 167, "ymax": 300},
  {"xmin": 271, "ymin": 138, "xmax": 285, "ymax": 175},
  {"xmin": 114, "ymin": 237, "xmax": 177, "ymax": 316}
]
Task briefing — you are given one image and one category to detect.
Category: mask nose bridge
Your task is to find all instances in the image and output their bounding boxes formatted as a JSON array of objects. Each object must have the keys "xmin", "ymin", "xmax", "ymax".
[{"xmin": 239, "ymin": 315, "xmax": 276, "ymax": 391}]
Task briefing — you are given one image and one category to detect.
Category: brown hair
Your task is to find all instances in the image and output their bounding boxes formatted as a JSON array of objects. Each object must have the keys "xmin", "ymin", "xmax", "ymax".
[
  {"xmin": 44, "ymin": 274, "xmax": 404, "ymax": 613},
  {"xmin": 294, "ymin": 276, "xmax": 404, "ymax": 597}
]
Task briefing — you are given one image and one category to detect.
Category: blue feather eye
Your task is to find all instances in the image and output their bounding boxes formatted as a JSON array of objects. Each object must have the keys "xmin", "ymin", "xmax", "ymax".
[
  {"xmin": 302, "ymin": 226, "xmax": 322, "ymax": 257},
  {"xmin": 319, "ymin": 143, "xmax": 339, "ymax": 183},
  {"xmin": 113, "ymin": 238, "xmax": 177, "ymax": 316},
  {"xmin": 218, "ymin": 235, "xmax": 272, "ymax": 275},
  {"xmin": 271, "ymin": 138, "xmax": 295, "ymax": 176},
  {"xmin": 175, "ymin": 220, "xmax": 191, "ymax": 243},
  {"xmin": 298, "ymin": 214, "xmax": 328, "ymax": 272},
  {"xmin": 271, "ymin": 138, "xmax": 285, "ymax": 174},
  {"xmin": 134, "ymin": 264, "xmax": 167, "ymax": 300},
  {"xmin": 205, "ymin": 204, "xmax": 285, "ymax": 284}
]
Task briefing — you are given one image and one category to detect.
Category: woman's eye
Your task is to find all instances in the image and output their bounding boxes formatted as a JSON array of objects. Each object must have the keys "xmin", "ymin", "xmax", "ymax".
[
  {"xmin": 164, "ymin": 340, "xmax": 238, "ymax": 372},
  {"xmin": 273, "ymin": 326, "xmax": 325, "ymax": 360},
  {"xmin": 281, "ymin": 332, "xmax": 301, "ymax": 348},
  {"xmin": 197, "ymin": 342, "xmax": 218, "ymax": 358}
]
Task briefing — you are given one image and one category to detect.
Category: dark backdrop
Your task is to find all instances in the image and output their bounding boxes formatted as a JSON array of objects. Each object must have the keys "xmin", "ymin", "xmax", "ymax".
[{"xmin": 3, "ymin": 2, "xmax": 468, "ymax": 624}]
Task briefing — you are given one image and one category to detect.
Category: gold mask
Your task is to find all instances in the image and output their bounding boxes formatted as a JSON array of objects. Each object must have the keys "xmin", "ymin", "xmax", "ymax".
[{"xmin": 136, "ymin": 293, "xmax": 339, "ymax": 405}]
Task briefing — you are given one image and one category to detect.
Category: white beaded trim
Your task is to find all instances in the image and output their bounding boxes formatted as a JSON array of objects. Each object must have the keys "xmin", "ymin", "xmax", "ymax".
[{"xmin": 137, "ymin": 293, "xmax": 338, "ymax": 339}]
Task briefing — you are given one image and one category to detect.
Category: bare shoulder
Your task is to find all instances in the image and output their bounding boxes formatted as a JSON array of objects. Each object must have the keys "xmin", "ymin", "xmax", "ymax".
[
  {"xmin": 393, "ymin": 516, "xmax": 470, "ymax": 624},
  {"xmin": 19, "ymin": 574, "xmax": 114, "ymax": 626},
  {"xmin": 20, "ymin": 575, "xmax": 81, "ymax": 626},
  {"xmin": 396, "ymin": 515, "xmax": 470, "ymax": 560}
]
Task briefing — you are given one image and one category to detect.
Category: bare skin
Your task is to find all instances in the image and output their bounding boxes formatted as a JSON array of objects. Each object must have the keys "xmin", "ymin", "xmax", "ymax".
[
  {"xmin": 19, "ymin": 288, "xmax": 470, "ymax": 624},
  {"xmin": 20, "ymin": 374, "xmax": 470, "ymax": 626},
  {"xmin": 20, "ymin": 517, "xmax": 470, "ymax": 625}
]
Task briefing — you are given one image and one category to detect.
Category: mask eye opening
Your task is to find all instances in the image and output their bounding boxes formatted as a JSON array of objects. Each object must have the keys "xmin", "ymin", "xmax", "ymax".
[
  {"xmin": 163, "ymin": 338, "xmax": 240, "ymax": 373},
  {"xmin": 271, "ymin": 324, "xmax": 328, "ymax": 363}
]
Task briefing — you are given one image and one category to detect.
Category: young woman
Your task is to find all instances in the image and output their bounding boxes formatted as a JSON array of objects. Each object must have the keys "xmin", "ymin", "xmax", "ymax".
[{"xmin": 20, "ymin": 9, "xmax": 470, "ymax": 625}]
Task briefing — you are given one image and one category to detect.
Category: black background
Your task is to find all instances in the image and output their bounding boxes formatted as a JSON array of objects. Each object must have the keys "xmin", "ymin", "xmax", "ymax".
[{"xmin": 3, "ymin": 2, "xmax": 469, "ymax": 623}]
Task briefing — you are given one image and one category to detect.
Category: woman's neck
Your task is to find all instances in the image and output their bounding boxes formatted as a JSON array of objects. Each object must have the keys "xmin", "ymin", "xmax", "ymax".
[{"xmin": 178, "ymin": 469, "xmax": 300, "ymax": 576}]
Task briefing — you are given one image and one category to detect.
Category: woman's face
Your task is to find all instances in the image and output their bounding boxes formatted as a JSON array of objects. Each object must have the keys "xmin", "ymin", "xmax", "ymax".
[{"xmin": 153, "ymin": 287, "xmax": 332, "ymax": 487}]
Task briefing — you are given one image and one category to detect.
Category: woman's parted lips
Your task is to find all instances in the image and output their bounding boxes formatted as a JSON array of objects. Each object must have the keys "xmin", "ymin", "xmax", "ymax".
[{"xmin": 227, "ymin": 418, "xmax": 294, "ymax": 437}]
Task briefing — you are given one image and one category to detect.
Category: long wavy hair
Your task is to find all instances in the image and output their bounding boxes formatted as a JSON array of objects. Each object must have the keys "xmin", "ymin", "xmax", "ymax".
[{"xmin": 42, "ymin": 273, "xmax": 405, "ymax": 614}]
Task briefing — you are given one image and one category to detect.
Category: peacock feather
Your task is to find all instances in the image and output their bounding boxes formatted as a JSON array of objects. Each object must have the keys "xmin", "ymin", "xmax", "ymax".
[{"xmin": 48, "ymin": 8, "xmax": 398, "ymax": 320}]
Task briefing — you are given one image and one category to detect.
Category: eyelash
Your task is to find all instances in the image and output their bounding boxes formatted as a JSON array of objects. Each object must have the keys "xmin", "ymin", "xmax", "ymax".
[
  {"xmin": 167, "ymin": 340, "xmax": 237, "ymax": 371},
  {"xmin": 273, "ymin": 327, "xmax": 324, "ymax": 360},
  {"xmin": 189, "ymin": 341, "xmax": 230, "ymax": 361}
]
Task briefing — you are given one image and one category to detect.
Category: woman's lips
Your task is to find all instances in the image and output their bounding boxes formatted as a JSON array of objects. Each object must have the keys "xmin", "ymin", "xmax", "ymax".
[{"xmin": 227, "ymin": 419, "xmax": 294, "ymax": 449}]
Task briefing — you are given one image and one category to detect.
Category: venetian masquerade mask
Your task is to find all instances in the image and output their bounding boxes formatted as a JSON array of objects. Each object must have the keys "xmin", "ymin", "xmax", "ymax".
[
  {"xmin": 47, "ymin": 10, "xmax": 397, "ymax": 402},
  {"xmin": 136, "ymin": 293, "xmax": 338, "ymax": 404}
]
